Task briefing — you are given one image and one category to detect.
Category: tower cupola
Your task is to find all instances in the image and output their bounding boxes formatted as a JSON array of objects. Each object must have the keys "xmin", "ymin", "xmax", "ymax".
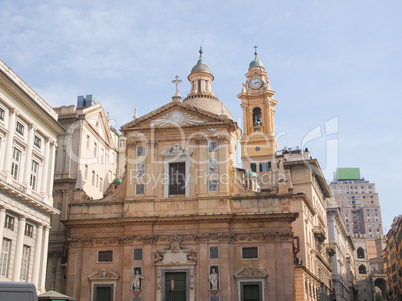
[{"xmin": 186, "ymin": 47, "xmax": 215, "ymax": 97}]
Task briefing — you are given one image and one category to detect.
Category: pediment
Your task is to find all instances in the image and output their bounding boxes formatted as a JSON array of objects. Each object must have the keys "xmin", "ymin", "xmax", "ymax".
[
  {"xmin": 121, "ymin": 102, "xmax": 231, "ymax": 132},
  {"xmin": 234, "ymin": 266, "xmax": 268, "ymax": 279},
  {"xmin": 88, "ymin": 269, "xmax": 119, "ymax": 281},
  {"xmin": 161, "ymin": 144, "xmax": 193, "ymax": 157},
  {"xmin": 154, "ymin": 235, "xmax": 196, "ymax": 265}
]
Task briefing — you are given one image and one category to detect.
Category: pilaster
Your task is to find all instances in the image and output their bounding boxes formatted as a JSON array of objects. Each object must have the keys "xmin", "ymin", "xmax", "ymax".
[
  {"xmin": 12, "ymin": 215, "xmax": 26, "ymax": 282},
  {"xmin": 32, "ymin": 224, "xmax": 43, "ymax": 287},
  {"xmin": 22, "ymin": 124, "xmax": 35, "ymax": 190},
  {"xmin": 39, "ymin": 226, "xmax": 50, "ymax": 291},
  {"xmin": 40, "ymin": 138, "xmax": 50, "ymax": 195},
  {"xmin": 3, "ymin": 108, "xmax": 17, "ymax": 177}
]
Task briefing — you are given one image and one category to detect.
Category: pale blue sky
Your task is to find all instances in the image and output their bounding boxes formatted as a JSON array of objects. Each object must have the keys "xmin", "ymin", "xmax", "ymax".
[{"xmin": 1, "ymin": 0, "xmax": 401, "ymax": 231}]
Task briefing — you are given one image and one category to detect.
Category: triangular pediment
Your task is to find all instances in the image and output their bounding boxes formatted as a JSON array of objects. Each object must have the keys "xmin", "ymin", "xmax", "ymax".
[
  {"xmin": 83, "ymin": 105, "xmax": 115, "ymax": 147},
  {"xmin": 121, "ymin": 102, "xmax": 232, "ymax": 131},
  {"xmin": 234, "ymin": 266, "xmax": 268, "ymax": 279}
]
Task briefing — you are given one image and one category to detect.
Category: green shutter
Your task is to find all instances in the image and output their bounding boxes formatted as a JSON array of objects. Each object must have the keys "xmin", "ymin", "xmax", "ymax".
[
  {"xmin": 259, "ymin": 163, "xmax": 263, "ymax": 172},
  {"xmin": 268, "ymin": 161, "xmax": 272, "ymax": 171},
  {"xmin": 250, "ymin": 163, "xmax": 256, "ymax": 172}
]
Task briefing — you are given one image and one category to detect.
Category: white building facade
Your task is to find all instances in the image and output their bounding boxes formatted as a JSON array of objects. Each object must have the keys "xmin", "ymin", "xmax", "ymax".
[{"xmin": 0, "ymin": 59, "xmax": 64, "ymax": 292}]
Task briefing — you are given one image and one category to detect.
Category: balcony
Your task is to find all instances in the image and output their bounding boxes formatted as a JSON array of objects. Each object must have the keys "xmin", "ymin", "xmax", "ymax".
[{"xmin": 313, "ymin": 226, "xmax": 326, "ymax": 243}]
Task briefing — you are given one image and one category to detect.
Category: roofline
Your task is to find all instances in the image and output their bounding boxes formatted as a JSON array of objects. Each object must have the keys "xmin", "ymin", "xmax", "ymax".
[{"xmin": 0, "ymin": 61, "xmax": 65, "ymax": 134}]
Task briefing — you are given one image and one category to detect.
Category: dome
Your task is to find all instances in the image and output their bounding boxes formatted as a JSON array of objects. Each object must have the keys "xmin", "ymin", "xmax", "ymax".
[
  {"xmin": 245, "ymin": 171, "xmax": 258, "ymax": 178},
  {"xmin": 249, "ymin": 58, "xmax": 264, "ymax": 68},
  {"xmin": 111, "ymin": 177, "xmax": 122, "ymax": 184},
  {"xmin": 249, "ymin": 49, "xmax": 264, "ymax": 68},
  {"xmin": 190, "ymin": 47, "xmax": 212, "ymax": 75},
  {"xmin": 191, "ymin": 62, "xmax": 211, "ymax": 74},
  {"xmin": 183, "ymin": 98, "xmax": 234, "ymax": 121}
]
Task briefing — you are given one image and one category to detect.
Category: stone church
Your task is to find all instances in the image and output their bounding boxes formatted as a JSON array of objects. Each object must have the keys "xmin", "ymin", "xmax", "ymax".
[{"xmin": 61, "ymin": 49, "xmax": 332, "ymax": 301}]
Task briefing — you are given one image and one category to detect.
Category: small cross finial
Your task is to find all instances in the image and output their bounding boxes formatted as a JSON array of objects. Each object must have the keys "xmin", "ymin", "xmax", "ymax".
[
  {"xmin": 172, "ymin": 75, "xmax": 183, "ymax": 97},
  {"xmin": 199, "ymin": 46, "xmax": 203, "ymax": 59},
  {"xmin": 254, "ymin": 45, "xmax": 258, "ymax": 59}
]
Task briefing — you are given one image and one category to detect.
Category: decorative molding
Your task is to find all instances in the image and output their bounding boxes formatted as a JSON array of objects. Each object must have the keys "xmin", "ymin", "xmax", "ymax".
[
  {"xmin": 161, "ymin": 144, "xmax": 192, "ymax": 157},
  {"xmin": 208, "ymin": 128, "xmax": 217, "ymax": 133},
  {"xmin": 153, "ymin": 110, "xmax": 204, "ymax": 127},
  {"xmin": 88, "ymin": 269, "xmax": 119, "ymax": 281},
  {"xmin": 66, "ymin": 231, "xmax": 294, "ymax": 247},
  {"xmin": 154, "ymin": 235, "xmax": 197, "ymax": 265},
  {"xmin": 234, "ymin": 266, "xmax": 268, "ymax": 279}
]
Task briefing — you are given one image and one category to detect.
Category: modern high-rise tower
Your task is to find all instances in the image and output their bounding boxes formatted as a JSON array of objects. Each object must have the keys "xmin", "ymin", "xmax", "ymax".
[{"xmin": 329, "ymin": 168, "xmax": 384, "ymax": 258}]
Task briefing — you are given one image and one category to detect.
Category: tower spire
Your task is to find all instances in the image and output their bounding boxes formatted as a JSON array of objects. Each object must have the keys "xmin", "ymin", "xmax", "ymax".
[
  {"xmin": 254, "ymin": 45, "xmax": 258, "ymax": 60},
  {"xmin": 197, "ymin": 46, "xmax": 204, "ymax": 64}
]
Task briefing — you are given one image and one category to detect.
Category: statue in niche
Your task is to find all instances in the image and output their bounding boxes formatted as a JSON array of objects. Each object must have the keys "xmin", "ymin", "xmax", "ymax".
[
  {"xmin": 209, "ymin": 267, "xmax": 218, "ymax": 290},
  {"xmin": 208, "ymin": 158, "xmax": 218, "ymax": 175},
  {"xmin": 131, "ymin": 268, "xmax": 144, "ymax": 291},
  {"xmin": 136, "ymin": 161, "xmax": 145, "ymax": 178}
]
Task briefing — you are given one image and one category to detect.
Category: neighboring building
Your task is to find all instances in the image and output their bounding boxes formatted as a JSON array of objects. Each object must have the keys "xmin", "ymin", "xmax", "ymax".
[
  {"xmin": 61, "ymin": 50, "xmax": 303, "ymax": 301},
  {"xmin": 385, "ymin": 215, "xmax": 402, "ymax": 300},
  {"xmin": 327, "ymin": 198, "xmax": 357, "ymax": 300},
  {"xmin": 273, "ymin": 148, "xmax": 334, "ymax": 301},
  {"xmin": 352, "ymin": 234, "xmax": 374, "ymax": 301},
  {"xmin": 46, "ymin": 96, "xmax": 124, "ymax": 292},
  {"xmin": 329, "ymin": 168, "xmax": 384, "ymax": 259},
  {"xmin": 0, "ymin": 59, "xmax": 65, "ymax": 292}
]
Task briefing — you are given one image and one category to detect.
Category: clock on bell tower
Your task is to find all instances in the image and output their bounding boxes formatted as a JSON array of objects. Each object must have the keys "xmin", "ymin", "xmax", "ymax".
[{"xmin": 238, "ymin": 48, "xmax": 279, "ymax": 172}]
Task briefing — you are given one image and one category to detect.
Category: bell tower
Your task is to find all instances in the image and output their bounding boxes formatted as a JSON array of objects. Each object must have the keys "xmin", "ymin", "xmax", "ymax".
[{"xmin": 238, "ymin": 48, "xmax": 278, "ymax": 172}]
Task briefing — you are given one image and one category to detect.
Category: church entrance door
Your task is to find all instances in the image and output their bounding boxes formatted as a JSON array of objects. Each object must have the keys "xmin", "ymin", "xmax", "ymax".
[
  {"xmin": 164, "ymin": 272, "xmax": 186, "ymax": 301},
  {"xmin": 241, "ymin": 283, "xmax": 261, "ymax": 301},
  {"xmin": 94, "ymin": 284, "xmax": 113, "ymax": 301}
]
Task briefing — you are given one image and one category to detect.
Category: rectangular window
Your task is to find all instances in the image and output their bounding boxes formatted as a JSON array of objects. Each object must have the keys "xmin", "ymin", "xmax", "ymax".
[
  {"xmin": 169, "ymin": 162, "xmax": 185, "ymax": 195},
  {"xmin": 84, "ymin": 165, "xmax": 88, "ymax": 180},
  {"xmin": 30, "ymin": 160, "xmax": 40, "ymax": 191},
  {"xmin": 133, "ymin": 248, "xmax": 143, "ymax": 261},
  {"xmin": 93, "ymin": 142, "xmax": 97, "ymax": 156},
  {"xmin": 136, "ymin": 184, "xmax": 145, "ymax": 195},
  {"xmin": 259, "ymin": 161, "xmax": 272, "ymax": 172},
  {"xmin": 34, "ymin": 136, "xmax": 41, "ymax": 148},
  {"xmin": 98, "ymin": 250, "xmax": 113, "ymax": 262},
  {"xmin": 92, "ymin": 171, "xmax": 95, "ymax": 185},
  {"xmin": 101, "ymin": 148, "xmax": 104, "ymax": 163},
  {"xmin": 0, "ymin": 238, "xmax": 11, "ymax": 277},
  {"xmin": 5, "ymin": 215, "xmax": 14, "ymax": 231},
  {"xmin": 0, "ymin": 107, "xmax": 4, "ymax": 121},
  {"xmin": 208, "ymin": 180, "xmax": 218, "ymax": 192},
  {"xmin": 99, "ymin": 178, "xmax": 103, "ymax": 191},
  {"xmin": 11, "ymin": 147, "xmax": 22, "ymax": 180},
  {"xmin": 137, "ymin": 145, "xmax": 146, "ymax": 157},
  {"xmin": 25, "ymin": 224, "xmax": 33, "ymax": 238},
  {"xmin": 250, "ymin": 163, "xmax": 256, "ymax": 172},
  {"xmin": 20, "ymin": 245, "xmax": 30, "ymax": 281},
  {"xmin": 16, "ymin": 121, "xmax": 24, "ymax": 135},
  {"xmin": 86, "ymin": 135, "xmax": 90, "ymax": 150},
  {"xmin": 241, "ymin": 247, "xmax": 259, "ymax": 259},
  {"xmin": 209, "ymin": 141, "xmax": 218, "ymax": 153},
  {"xmin": 96, "ymin": 175, "xmax": 99, "ymax": 188},
  {"xmin": 209, "ymin": 246, "xmax": 219, "ymax": 259}
]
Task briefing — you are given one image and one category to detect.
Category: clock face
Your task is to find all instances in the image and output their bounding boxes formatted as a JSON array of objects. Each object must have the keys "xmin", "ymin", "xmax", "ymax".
[{"xmin": 249, "ymin": 77, "xmax": 262, "ymax": 89}]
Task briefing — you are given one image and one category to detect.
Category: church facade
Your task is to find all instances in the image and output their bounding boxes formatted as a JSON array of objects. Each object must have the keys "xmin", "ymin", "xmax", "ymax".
[{"xmin": 61, "ymin": 50, "xmax": 335, "ymax": 301}]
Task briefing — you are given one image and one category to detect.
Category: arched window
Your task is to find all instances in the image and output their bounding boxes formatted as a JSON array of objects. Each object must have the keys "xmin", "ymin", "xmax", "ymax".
[
  {"xmin": 359, "ymin": 265, "xmax": 367, "ymax": 274},
  {"xmin": 357, "ymin": 247, "xmax": 365, "ymax": 259},
  {"xmin": 253, "ymin": 108, "xmax": 262, "ymax": 126}
]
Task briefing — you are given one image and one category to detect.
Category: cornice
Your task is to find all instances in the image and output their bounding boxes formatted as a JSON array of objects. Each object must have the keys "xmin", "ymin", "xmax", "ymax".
[{"xmin": 67, "ymin": 230, "xmax": 295, "ymax": 248}]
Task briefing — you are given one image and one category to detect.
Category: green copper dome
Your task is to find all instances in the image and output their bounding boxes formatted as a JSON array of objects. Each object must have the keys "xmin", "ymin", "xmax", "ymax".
[
  {"xmin": 245, "ymin": 171, "xmax": 258, "ymax": 178},
  {"xmin": 249, "ymin": 48, "xmax": 264, "ymax": 68},
  {"xmin": 111, "ymin": 177, "xmax": 122, "ymax": 184},
  {"xmin": 249, "ymin": 58, "xmax": 264, "ymax": 68}
]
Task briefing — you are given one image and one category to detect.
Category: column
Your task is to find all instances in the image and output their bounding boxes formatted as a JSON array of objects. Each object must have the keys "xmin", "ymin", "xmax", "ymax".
[
  {"xmin": 31, "ymin": 224, "xmax": 43, "ymax": 287},
  {"xmin": 47, "ymin": 140, "xmax": 56, "ymax": 198},
  {"xmin": 0, "ymin": 208, "xmax": 5, "ymax": 247},
  {"xmin": 40, "ymin": 138, "xmax": 50, "ymax": 194},
  {"xmin": 12, "ymin": 216, "xmax": 26, "ymax": 281},
  {"xmin": 23, "ymin": 124, "xmax": 35, "ymax": 189},
  {"xmin": 3, "ymin": 108, "xmax": 17, "ymax": 175},
  {"xmin": 39, "ymin": 226, "xmax": 50, "ymax": 291}
]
